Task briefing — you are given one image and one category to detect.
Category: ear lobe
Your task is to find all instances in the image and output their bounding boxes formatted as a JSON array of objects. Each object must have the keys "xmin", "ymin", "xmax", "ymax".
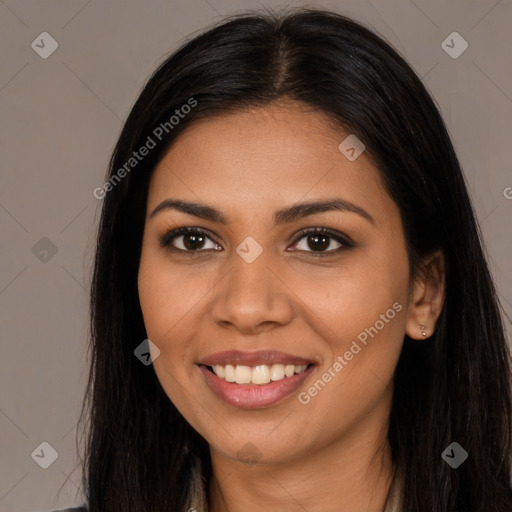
[{"xmin": 405, "ymin": 250, "xmax": 446, "ymax": 340}]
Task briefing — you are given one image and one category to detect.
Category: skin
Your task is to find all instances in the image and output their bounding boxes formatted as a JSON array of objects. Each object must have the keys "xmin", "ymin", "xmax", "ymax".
[{"xmin": 137, "ymin": 100, "xmax": 445, "ymax": 512}]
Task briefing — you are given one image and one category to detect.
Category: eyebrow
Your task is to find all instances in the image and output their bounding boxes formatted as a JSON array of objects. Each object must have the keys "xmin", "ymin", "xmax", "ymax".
[{"xmin": 150, "ymin": 198, "xmax": 375, "ymax": 226}]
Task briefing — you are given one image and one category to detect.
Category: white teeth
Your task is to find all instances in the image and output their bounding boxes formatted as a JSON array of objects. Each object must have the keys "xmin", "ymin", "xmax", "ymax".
[
  {"xmin": 211, "ymin": 363, "xmax": 309, "ymax": 385},
  {"xmin": 270, "ymin": 364, "xmax": 285, "ymax": 381},
  {"xmin": 224, "ymin": 364, "xmax": 236, "ymax": 382},
  {"xmin": 284, "ymin": 365, "xmax": 295, "ymax": 377},
  {"xmin": 234, "ymin": 365, "xmax": 252, "ymax": 384},
  {"xmin": 213, "ymin": 365, "xmax": 225, "ymax": 379},
  {"xmin": 252, "ymin": 365, "xmax": 271, "ymax": 384}
]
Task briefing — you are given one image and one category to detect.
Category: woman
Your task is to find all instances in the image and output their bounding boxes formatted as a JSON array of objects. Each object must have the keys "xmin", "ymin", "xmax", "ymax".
[{"xmin": 65, "ymin": 8, "xmax": 512, "ymax": 512}]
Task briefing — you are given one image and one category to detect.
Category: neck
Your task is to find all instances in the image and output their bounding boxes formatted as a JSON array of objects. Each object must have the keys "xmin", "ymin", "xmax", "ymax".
[{"xmin": 208, "ymin": 412, "xmax": 394, "ymax": 512}]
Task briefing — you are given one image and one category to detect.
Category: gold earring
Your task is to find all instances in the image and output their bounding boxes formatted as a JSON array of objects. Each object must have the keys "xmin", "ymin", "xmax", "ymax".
[{"xmin": 419, "ymin": 324, "xmax": 427, "ymax": 338}]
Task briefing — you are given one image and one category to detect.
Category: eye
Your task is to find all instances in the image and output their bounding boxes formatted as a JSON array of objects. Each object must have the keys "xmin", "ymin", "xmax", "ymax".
[
  {"xmin": 289, "ymin": 227, "xmax": 353, "ymax": 256},
  {"xmin": 159, "ymin": 227, "xmax": 221, "ymax": 252}
]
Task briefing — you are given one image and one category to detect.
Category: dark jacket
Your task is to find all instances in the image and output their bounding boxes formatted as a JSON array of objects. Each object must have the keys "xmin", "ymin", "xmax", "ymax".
[{"xmin": 53, "ymin": 508, "xmax": 87, "ymax": 512}]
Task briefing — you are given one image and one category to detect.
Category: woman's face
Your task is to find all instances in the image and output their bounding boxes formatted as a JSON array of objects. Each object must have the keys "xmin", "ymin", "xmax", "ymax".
[{"xmin": 138, "ymin": 100, "xmax": 415, "ymax": 465}]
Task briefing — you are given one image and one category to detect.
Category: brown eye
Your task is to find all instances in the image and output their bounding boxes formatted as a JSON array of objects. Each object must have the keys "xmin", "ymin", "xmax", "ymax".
[
  {"xmin": 298, "ymin": 233, "xmax": 339, "ymax": 252},
  {"xmin": 160, "ymin": 227, "xmax": 221, "ymax": 252},
  {"xmin": 290, "ymin": 227, "xmax": 353, "ymax": 256}
]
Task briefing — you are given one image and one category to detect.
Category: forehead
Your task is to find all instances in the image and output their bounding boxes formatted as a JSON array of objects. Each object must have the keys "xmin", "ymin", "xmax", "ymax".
[{"xmin": 147, "ymin": 101, "xmax": 391, "ymax": 220}]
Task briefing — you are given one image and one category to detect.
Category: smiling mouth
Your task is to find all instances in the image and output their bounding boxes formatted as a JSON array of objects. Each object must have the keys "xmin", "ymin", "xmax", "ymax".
[{"xmin": 204, "ymin": 363, "xmax": 313, "ymax": 385}]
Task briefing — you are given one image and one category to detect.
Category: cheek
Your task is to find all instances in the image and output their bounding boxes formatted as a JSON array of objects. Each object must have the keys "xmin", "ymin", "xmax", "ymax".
[
  {"xmin": 137, "ymin": 246, "xmax": 204, "ymax": 346},
  {"xmin": 137, "ymin": 252, "xmax": 190, "ymax": 390},
  {"xmin": 294, "ymin": 292, "xmax": 406, "ymax": 449},
  {"xmin": 137, "ymin": 253, "xmax": 207, "ymax": 424},
  {"xmin": 290, "ymin": 244, "xmax": 409, "ymax": 406},
  {"xmin": 290, "ymin": 245, "xmax": 409, "ymax": 345}
]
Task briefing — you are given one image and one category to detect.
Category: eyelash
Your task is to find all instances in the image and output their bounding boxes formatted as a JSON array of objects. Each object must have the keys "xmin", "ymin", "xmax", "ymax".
[{"xmin": 158, "ymin": 226, "xmax": 354, "ymax": 257}]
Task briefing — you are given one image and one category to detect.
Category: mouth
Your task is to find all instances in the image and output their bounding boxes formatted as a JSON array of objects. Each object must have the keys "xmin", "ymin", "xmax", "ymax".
[{"xmin": 197, "ymin": 351, "xmax": 316, "ymax": 409}]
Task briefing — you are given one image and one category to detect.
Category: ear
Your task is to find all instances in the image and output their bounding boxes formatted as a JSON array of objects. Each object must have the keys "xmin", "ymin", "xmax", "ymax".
[{"xmin": 405, "ymin": 250, "xmax": 446, "ymax": 340}]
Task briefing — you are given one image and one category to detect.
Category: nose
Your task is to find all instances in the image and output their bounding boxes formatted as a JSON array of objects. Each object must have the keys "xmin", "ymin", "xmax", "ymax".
[{"xmin": 209, "ymin": 247, "xmax": 295, "ymax": 335}]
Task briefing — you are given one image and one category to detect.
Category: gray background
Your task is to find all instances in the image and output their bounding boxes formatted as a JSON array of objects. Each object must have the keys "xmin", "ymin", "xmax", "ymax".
[{"xmin": 1, "ymin": 0, "xmax": 511, "ymax": 511}]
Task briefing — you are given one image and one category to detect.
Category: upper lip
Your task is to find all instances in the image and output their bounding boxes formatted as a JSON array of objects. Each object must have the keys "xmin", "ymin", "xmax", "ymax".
[{"xmin": 199, "ymin": 350, "xmax": 315, "ymax": 367}]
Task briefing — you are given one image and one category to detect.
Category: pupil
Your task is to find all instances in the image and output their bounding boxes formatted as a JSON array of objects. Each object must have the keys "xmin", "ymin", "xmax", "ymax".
[
  {"xmin": 308, "ymin": 235, "xmax": 328, "ymax": 251},
  {"xmin": 185, "ymin": 234, "xmax": 205, "ymax": 250}
]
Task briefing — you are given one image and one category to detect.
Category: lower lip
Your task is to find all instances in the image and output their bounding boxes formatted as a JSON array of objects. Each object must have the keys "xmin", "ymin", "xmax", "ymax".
[{"xmin": 199, "ymin": 365, "xmax": 315, "ymax": 409}]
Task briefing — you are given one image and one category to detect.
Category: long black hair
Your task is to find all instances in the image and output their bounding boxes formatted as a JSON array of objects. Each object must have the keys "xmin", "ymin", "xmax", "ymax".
[{"xmin": 79, "ymin": 8, "xmax": 512, "ymax": 511}]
